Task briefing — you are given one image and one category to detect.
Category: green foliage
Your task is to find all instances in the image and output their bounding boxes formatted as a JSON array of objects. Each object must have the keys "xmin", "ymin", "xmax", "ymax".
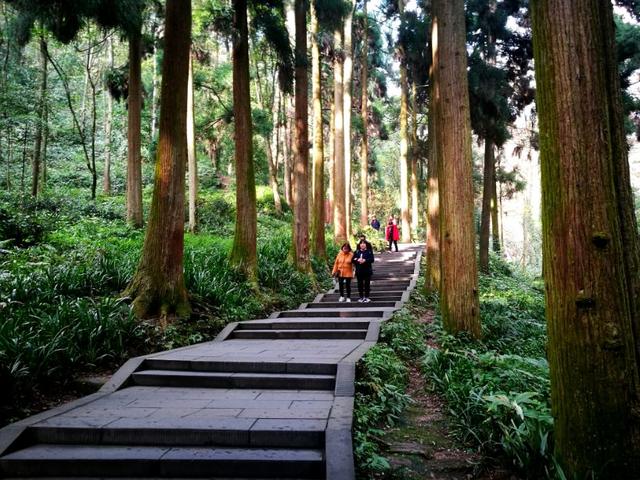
[{"xmin": 421, "ymin": 260, "xmax": 554, "ymax": 476}]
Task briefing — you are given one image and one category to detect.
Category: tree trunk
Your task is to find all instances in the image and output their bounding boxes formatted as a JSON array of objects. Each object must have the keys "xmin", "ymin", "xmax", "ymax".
[
  {"xmin": 333, "ymin": 29, "xmax": 346, "ymax": 243},
  {"xmin": 291, "ymin": 0, "xmax": 310, "ymax": 271},
  {"xmin": 31, "ymin": 35, "xmax": 46, "ymax": 198},
  {"xmin": 268, "ymin": 85, "xmax": 283, "ymax": 214},
  {"xmin": 431, "ymin": 0, "xmax": 480, "ymax": 337},
  {"xmin": 310, "ymin": 2, "xmax": 326, "ymax": 259},
  {"xmin": 229, "ymin": 0, "xmax": 258, "ymax": 281},
  {"xmin": 479, "ymin": 139, "xmax": 494, "ymax": 272},
  {"xmin": 410, "ymin": 83, "xmax": 419, "ymax": 232},
  {"xmin": 343, "ymin": 4, "xmax": 354, "ymax": 239},
  {"xmin": 531, "ymin": 0, "xmax": 640, "ymax": 476},
  {"xmin": 125, "ymin": 0, "xmax": 191, "ymax": 320},
  {"xmin": 491, "ymin": 174, "xmax": 500, "ymax": 253},
  {"xmin": 359, "ymin": 0, "xmax": 369, "ymax": 229},
  {"xmin": 425, "ymin": 79, "xmax": 440, "ymax": 294},
  {"xmin": 187, "ymin": 53, "xmax": 198, "ymax": 233},
  {"xmin": 127, "ymin": 28, "xmax": 143, "ymax": 227},
  {"xmin": 151, "ymin": 41, "xmax": 158, "ymax": 141},
  {"xmin": 88, "ymin": 50, "xmax": 98, "ymax": 200},
  {"xmin": 328, "ymin": 99, "xmax": 335, "ymax": 224},
  {"xmin": 103, "ymin": 35, "xmax": 113, "ymax": 195},
  {"xmin": 398, "ymin": 0, "xmax": 411, "ymax": 243},
  {"xmin": 283, "ymin": 105, "xmax": 292, "ymax": 207}
]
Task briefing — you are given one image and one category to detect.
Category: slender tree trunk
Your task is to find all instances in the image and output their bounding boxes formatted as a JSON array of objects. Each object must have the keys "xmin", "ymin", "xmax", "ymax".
[
  {"xmin": 20, "ymin": 128, "xmax": 26, "ymax": 197},
  {"xmin": 42, "ymin": 101, "xmax": 48, "ymax": 189},
  {"xmin": 531, "ymin": 0, "xmax": 640, "ymax": 475},
  {"xmin": 479, "ymin": 139, "xmax": 495, "ymax": 272},
  {"xmin": 125, "ymin": 0, "xmax": 191, "ymax": 320},
  {"xmin": 425, "ymin": 79, "xmax": 440, "ymax": 293},
  {"xmin": 283, "ymin": 103, "xmax": 292, "ymax": 206},
  {"xmin": 333, "ymin": 30, "xmax": 346, "ymax": 243},
  {"xmin": 32, "ymin": 35, "xmax": 46, "ymax": 198},
  {"xmin": 291, "ymin": 0, "xmax": 310, "ymax": 271},
  {"xmin": 491, "ymin": 173, "xmax": 500, "ymax": 253},
  {"xmin": 127, "ymin": 28, "xmax": 143, "ymax": 227},
  {"xmin": 398, "ymin": 0, "xmax": 411, "ymax": 243},
  {"xmin": 310, "ymin": 2, "xmax": 326, "ymax": 258},
  {"xmin": 431, "ymin": 0, "xmax": 480, "ymax": 337},
  {"xmin": 327, "ymin": 99, "xmax": 335, "ymax": 224},
  {"xmin": 410, "ymin": 83, "xmax": 419, "ymax": 232},
  {"xmin": 360, "ymin": 0, "xmax": 369, "ymax": 228},
  {"xmin": 268, "ymin": 86, "xmax": 283, "ymax": 214},
  {"xmin": 103, "ymin": 35, "xmax": 113, "ymax": 194},
  {"xmin": 343, "ymin": 4, "xmax": 354, "ymax": 239},
  {"xmin": 187, "ymin": 54, "xmax": 198, "ymax": 233},
  {"xmin": 89, "ymin": 53, "xmax": 98, "ymax": 200},
  {"xmin": 229, "ymin": 0, "xmax": 258, "ymax": 280},
  {"xmin": 151, "ymin": 41, "xmax": 158, "ymax": 140}
]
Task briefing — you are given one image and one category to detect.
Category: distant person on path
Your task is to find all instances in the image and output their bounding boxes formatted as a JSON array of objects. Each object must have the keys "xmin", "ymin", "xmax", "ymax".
[
  {"xmin": 370, "ymin": 216, "xmax": 380, "ymax": 231},
  {"xmin": 386, "ymin": 218, "xmax": 399, "ymax": 252},
  {"xmin": 332, "ymin": 242, "xmax": 354, "ymax": 302},
  {"xmin": 353, "ymin": 239, "xmax": 375, "ymax": 302}
]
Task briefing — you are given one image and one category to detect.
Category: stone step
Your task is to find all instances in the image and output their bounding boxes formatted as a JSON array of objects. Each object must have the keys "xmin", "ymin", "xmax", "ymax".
[
  {"xmin": 306, "ymin": 301, "xmax": 396, "ymax": 308},
  {"xmin": 0, "ymin": 444, "xmax": 324, "ymax": 478},
  {"xmin": 230, "ymin": 329, "xmax": 368, "ymax": 340},
  {"xmin": 322, "ymin": 293, "xmax": 402, "ymax": 302},
  {"xmin": 24, "ymin": 419, "xmax": 325, "ymax": 449},
  {"xmin": 142, "ymin": 358, "xmax": 337, "ymax": 375},
  {"xmin": 237, "ymin": 320, "xmax": 370, "ymax": 330},
  {"xmin": 276, "ymin": 310, "xmax": 384, "ymax": 318},
  {"xmin": 131, "ymin": 370, "xmax": 335, "ymax": 391}
]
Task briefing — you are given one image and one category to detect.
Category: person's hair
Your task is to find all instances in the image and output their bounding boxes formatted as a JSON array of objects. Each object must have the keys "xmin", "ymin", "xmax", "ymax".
[
  {"xmin": 358, "ymin": 240, "xmax": 368, "ymax": 248},
  {"xmin": 340, "ymin": 242, "xmax": 352, "ymax": 252}
]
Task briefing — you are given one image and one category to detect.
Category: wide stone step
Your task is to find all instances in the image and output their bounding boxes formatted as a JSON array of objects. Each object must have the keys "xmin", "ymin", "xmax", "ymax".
[
  {"xmin": 24, "ymin": 419, "xmax": 325, "ymax": 449},
  {"xmin": 237, "ymin": 320, "xmax": 370, "ymax": 330},
  {"xmin": 276, "ymin": 310, "xmax": 384, "ymax": 318},
  {"xmin": 0, "ymin": 444, "xmax": 324, "ymax": 478},
  {"xmin": 131, "ymin": 370, "xmax": 335, "ymax": 390},
  {"xmin": 142, "ymin": 358, "xmax": 336, "ymax": 375},
  {"xmin": 230, "ymin": 329, "xmax": 367, "ymax": 340},
  {"xmin": 322, "ymin": 293, "xmax": 402, "ymax": 302},
  {"xmin": 306, "ymin": 301, "xmax": 396, "ymax": 308}
]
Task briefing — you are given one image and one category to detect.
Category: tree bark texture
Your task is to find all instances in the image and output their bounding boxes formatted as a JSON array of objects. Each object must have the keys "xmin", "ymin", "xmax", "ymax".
[
  {"xmin": 229, "ymin": 0, "xmax": 258, "ymax": 280},
  {"xmin": 125, "ymin": 0, "xmax": 191, "ymax": 319},
  {"xmin": 103, "ymin": 35, "xmax": 113, "ymax": 195},
  {"xmin": 531, "ymin": 0, "xmax": 640, "ymax": 476},
  {"xmin": 431, "ymin": 0, "xmax": 480, "ymax": 337},
  {"xmin": 425, "ymin": 81, "xmax": 440, "ymax": 294},
  {"xmin": 360, "ymin": 0, "xmax": 369, "ymax": 229},
  {"xmin": 310, "ymin": 2, "xmax": 326, "ymax": 259},
  {"xmin": 187, "ymin": 54, "xmax": 198, "ymax": 233},
  {"xmin": 127, "ymin": 28, "xmax": 143, "ymax": 228},
  {"xmin": 291, "ymin": 0, "xmax": 310, "ymax": 271},
  {"xmin": 327, "ymin": 99, "xmax": 335, "ymax": 224},
  {"xmin": 268, "ymin": 86, "xmax": 283, "ymax": 214},
  {"xmin": 491, "ymin": 175, "xmax": 500, "ymax": 253},
  {"xmin": 410, "ymin": 83, "xmax": 419, "ymax": 232},
  {"xmin": 333, "ymin": 29, "xmax": 346, "ymax": 243},
  {"xmin": 343, "ymin": 4, "xmax": 354, "ymax": 239},
  {"xmin": 398, "ymin": 0, "xmax": 411, "ymax": 243},
  {"xmin": 479, "ymin": 139, "xmax": 495, "ymax": 272}
]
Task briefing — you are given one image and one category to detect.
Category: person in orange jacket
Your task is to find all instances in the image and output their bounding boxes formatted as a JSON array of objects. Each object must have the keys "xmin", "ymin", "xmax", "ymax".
[{"xmin": 331, "ymin": 242, "xmax": 354, "ymax": 302}]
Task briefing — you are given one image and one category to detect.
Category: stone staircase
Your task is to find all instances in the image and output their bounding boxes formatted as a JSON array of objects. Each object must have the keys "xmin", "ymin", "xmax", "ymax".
[{"xmin": 0, "ymin": 245, "xmax": 421, "ymax": 479}]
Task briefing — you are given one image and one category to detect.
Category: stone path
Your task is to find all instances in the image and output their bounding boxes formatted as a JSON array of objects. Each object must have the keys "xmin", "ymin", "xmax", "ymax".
[{"xmin": 0, "ymin": 245, "xmax": 421, "ymax": 479}]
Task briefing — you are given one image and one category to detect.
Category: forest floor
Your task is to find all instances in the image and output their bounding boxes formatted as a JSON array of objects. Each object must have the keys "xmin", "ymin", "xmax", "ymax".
[{"xmin": 373, "ymin": 310, "xmax": 521, "ymax": 480}]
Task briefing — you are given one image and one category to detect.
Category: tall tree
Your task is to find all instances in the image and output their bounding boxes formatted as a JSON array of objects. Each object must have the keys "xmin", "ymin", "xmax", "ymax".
[
  {"xmin": 310, "ymin": 0, "xmax": 326, "ymax": 259},
  {"xmin": 398, "ymin": 0, "xmax": 410, "ymax": 242},
  {"xmin": 531, "ymin": 0, "xmax": 640, "ymax": 476},
  {"xmin": 291, "ymin": 0, "xmax": 310, "ymax": 271},
  {"xmin": 125, "ymin": 0, "xmax": 191, "ymax": 319},
  {"xmin": 103, "ymin": 35, "xmax": 113, "ymax": 194},
  {"xmin": 31, "ymin": 33, "xmax": 47, "ymax": 197},
  {"xmin": 342, "ymin": 2, "xmax": 354, "ymax": 239},
  {"xmin": 333, "ymin": 28, "xmax": 347, "ymax": 243},
  {"xmin": 425, "ymin": 72, "xmax": 440, "ymax": 294},
  {"xmin": 431, "ymin": 0, "xmax": 480, "ymax": 337},
  {"xmin": 229, "ymin": 0, "xmax": 258, "ymax": 280},
  {"xmin": 359, "ymin": 0, "xmax": 369, "ymax": 228},
  {"xmin": 127, "ymin": 24, "xmax": 143, "ymax": 227},
  {"xmin": 187, "ymin": 53, "xmax": 197, "ymax": 233}
]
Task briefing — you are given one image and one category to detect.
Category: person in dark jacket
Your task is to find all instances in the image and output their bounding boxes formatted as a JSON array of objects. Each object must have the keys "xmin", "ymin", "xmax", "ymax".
[
  {"xmin": 370, "ymin": 216, "xmax": 380, "ymax": 231},
  {"xmin": 353, "ymin": 239, "xmax": 375, "ymax": 302}
]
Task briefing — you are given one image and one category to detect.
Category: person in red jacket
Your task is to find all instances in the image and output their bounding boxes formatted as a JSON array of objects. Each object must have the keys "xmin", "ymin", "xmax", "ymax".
[{"xmin": 385, "ymin": 218, "xmax": 399, "ymax": 252}]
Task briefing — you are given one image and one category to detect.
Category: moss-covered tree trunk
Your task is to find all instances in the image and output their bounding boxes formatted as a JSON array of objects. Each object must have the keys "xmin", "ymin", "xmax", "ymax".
[
  {"xmin": 125, "ymin": 0, "xmax": 191, "ymax": 320},
  {"xmin": 479, "ymin": 139, "xmax": 494, "ymax": 272},
  {"xmin": 333, "ymin": 29, "xmax": 347, "ymax": 244},
  {"xmin": 127, "ymin": 27, "xmax": 143, "ymax": 228},
  {"xmin": 398, "ymin": 0, "xmax": 410, "ymax": 243},
  {"xmin": 425, "ymin": 79, "xmax": 440, "ymax": 294},
  {"xmin": 229, "ymin": 0, "xmax": 258, "ymax": 280},
  {"xmin": 310, "ymin": 2, "xmax": 326, "ymax": 259},
  {"xmin": 359, "ymin": 0, "xmax": 369, "ymax": 229},
  {"xmin": 431, "ymin": 0, "xmax": 480, "ymax": 337},
  {"xmin": 291, "ymin": 0, "xmax": 310, "ymax": 272},
  {"xmin": 531, "ymin": 0, "xmax": 640, "ymax": 476},
  {"xmin": 187, "ymin": 53, "xmax": 198, "ymax": 234}
]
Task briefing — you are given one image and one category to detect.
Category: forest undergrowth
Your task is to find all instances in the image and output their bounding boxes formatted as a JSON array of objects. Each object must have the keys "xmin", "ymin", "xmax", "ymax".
[
  {"xmin": 354, "ymin": 255, "xmax": 557, "ymax": 479},
  {"xmin": 0, "ymin": 187, "xmax": 338, "ymax": 426}
]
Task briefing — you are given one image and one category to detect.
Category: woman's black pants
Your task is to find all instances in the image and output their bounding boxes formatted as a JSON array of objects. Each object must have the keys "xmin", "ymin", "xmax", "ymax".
[
  {"xmin": 338, "ymin": 277, "xmax": 352, "ymax": 297},
  {"xmin": 388, "ymin": 240, "xmax": 398, "ymax": 251},
  {"xmin": 357, "ymin": 275, "xmax": 371, "ymax": 298}
]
